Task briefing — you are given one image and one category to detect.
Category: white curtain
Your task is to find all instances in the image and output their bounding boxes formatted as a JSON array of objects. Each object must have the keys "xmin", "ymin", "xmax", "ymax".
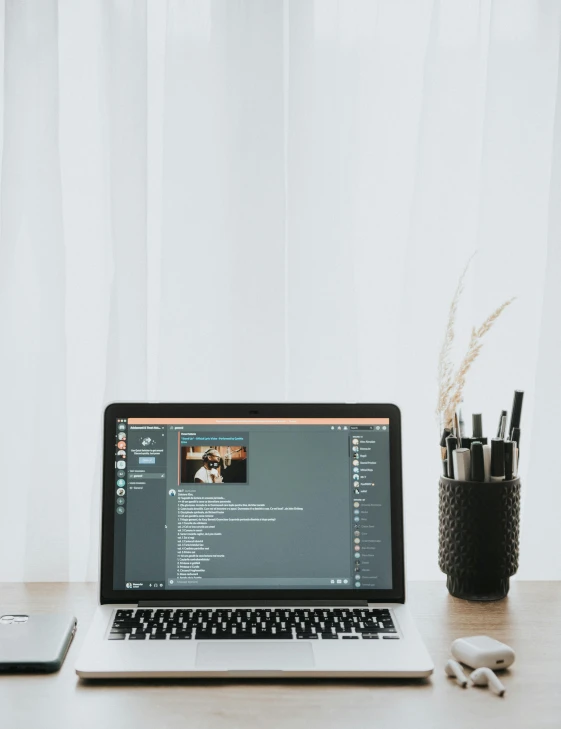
[{"xmin": 0, "ymin": 0, "xmax": 559, "ymax": 582}]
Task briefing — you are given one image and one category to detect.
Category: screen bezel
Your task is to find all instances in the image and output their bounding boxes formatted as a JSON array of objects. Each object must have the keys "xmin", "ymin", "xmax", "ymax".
[{"xmin": 100, "ymin": 403, "xmax": 405, "ymax": 604}]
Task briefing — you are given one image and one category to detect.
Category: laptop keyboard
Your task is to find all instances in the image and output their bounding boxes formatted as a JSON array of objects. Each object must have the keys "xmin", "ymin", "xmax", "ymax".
[{"xmin": 108, "ymin": 607, "xmax": 398, "ymax": 640}]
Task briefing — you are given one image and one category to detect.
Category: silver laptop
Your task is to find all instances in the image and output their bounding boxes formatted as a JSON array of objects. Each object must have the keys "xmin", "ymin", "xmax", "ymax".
[{"xmin": 76, "ymin": 403, "xmax": 433, "ymax": 678}]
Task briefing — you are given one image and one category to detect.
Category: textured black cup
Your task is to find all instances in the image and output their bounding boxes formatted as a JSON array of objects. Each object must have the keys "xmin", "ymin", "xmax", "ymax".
[{"xmin": 439, "ymin": 476, "xmax": 521, "ymax": 601}]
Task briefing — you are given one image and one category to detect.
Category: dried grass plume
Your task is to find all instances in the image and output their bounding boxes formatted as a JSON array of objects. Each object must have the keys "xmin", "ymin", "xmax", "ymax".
[{"xmin": 436, "ymin": 258, "xmax": 516, "ymax": 431}]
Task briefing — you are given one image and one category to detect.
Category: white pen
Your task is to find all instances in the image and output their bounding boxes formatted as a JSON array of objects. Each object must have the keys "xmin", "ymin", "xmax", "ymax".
[
  {"xmin": 482, "ymin": 444, "xmax": 492, "ymax": 482},
  {"xmin": 452, "ymin": 448, "xmax": 470, "ymax": 482}
]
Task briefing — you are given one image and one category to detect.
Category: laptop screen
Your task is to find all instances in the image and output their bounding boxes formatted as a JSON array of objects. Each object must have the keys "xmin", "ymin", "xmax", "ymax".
[{"xmin": 112, "ymin": 416, "xmax": 393, "ymax": 592}]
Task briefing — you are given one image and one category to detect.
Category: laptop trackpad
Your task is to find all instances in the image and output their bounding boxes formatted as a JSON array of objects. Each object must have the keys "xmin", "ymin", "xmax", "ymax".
[{"xmin": 196, "ymin": 642, "xmax": 315, "ymax": 670}]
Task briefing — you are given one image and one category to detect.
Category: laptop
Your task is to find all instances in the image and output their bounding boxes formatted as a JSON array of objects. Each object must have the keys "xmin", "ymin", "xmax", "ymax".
[{"xmin": 76, "ymin": 403, "xmax": 433, "ymax": 678}]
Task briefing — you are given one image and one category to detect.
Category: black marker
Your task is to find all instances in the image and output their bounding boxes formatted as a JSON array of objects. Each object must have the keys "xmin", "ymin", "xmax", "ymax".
[
  {"xmin": 504, "ymin": 441, "xmax": 515, "ymax": 481},
  {"xmin": 440, "ymin": 428, "xmax": 452, "ymax": 448},
  {"xmin": 442, "ymin": 458, "xmax": 449, "ymax": 478},
  {"xmin": 446, "ymin": 435, "xmax": 458, "ymax": 479},
  {"xmin": 472, "ymin": 413, "xmax": 488, "ymax": 446},
  {"xmin": 470, "ymin": 441, "xmax": 485, "ymax": 482},
  {"xmin": 508, "ymin": 390, "xmax": 524, "ymax": 437},
  {"xmin": 496, "ymin": 410, "xmax": 507, "ymax": 438},
  {"xmin": 458, "ymin": 407, "xmax": 466, "ymax": 439},
  {"xmin": 499, "ymin": 414, "xmax": 507, "ymax": 440},
  {"xmin": 490, "ymin": 438, "xmax": 505, "ymax": 482}
]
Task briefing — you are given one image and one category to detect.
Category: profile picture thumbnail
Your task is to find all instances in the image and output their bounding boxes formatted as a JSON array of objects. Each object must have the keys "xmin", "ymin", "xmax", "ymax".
[{"xmin": 181, "ymin": 445, "xmax": 248, "ymax": 484}]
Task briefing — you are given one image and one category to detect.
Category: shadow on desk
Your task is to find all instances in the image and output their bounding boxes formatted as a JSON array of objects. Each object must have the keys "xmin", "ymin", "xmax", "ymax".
[{"xmin": 76, "ymin": 677, "xmax": 434, "ymax": 689}]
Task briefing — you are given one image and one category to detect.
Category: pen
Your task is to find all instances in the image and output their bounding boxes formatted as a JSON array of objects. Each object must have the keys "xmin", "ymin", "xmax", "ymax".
[
  {"xmin": 496, "ymin": 410, "xmax": 507, "ymax": 438},
  {"xmin": 499, "ymin": 414, "xmax": 507, "ymax": 440},
  {"xmin": 442, "ymin": 458, "xmax": 449, "ymax": 478},
  {"xmin": 440, "ymin": 428, "xmax": 452, "ymax": 460},
  {"xmin": 504, "ymin": 440, "xmax": 514, "ymax": 480},
  {"xmin": 454, "ymin": 412, "xmax": 461, "ymax": 439},
  {"xmin": 440, "ymin": 428, "xmax": 452, "ymax": 446},
  {"xmin": 511, "ymin": 426, "xmax": 521, "ymax": 458},
  {"xmin": 508, "ymin": 390, "xmax": 524, "ymax": 438},
  {"xmin": 472, "ymin": 413, "xmax": 488, "ymax": 446},
  {"xmin": 482, "ymin": 444, "xmax": 492, "ymax": 482},
  {"xmin": 470, "ymin": 441, "xmax": 485, "ymax": 482},
  {"xmin": 446, "ymin": 435, "xmax": 458, "ymax": 479},
  {"xmin": 458, "ymin": 406, "xmax": 465, "ymax": 439},
  {"xmin": 490, "ymin": 438, "xmax": 505, "ymax": 482},
  {"xmin": 453, "ymin": 448, "xmax": 470, "ymax": 482}
]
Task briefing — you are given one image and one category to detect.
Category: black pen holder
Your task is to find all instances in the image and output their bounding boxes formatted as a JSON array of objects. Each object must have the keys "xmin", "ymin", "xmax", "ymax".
[{"xmin": 438, "ymin": 476, "xmax": 521, "ymax": 601}]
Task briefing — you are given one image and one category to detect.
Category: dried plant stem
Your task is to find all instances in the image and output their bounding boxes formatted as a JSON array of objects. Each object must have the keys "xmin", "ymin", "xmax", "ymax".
[
  {"xmin": 441, "ymin": 298, "xmax": 516, "ymax": 431},
  {"xmin": 436, "ymin": 255, "xmax": 475, "ymax": 423}
]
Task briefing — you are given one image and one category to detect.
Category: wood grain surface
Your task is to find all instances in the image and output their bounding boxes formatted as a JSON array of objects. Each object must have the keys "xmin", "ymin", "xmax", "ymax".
[{"xmin": 0, "ymin": 581, "xmax": 559, "ymax": 729}]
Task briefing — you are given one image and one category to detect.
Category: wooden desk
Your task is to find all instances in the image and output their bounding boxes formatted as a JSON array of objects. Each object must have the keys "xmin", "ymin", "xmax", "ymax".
[{"xmin": 1, "ymin": 582, "xmax": 559, "ymax": 729}]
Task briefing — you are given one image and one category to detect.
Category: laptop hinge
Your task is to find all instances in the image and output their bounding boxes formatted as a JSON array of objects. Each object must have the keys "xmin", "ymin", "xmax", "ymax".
[{"xmin": 138, "ymin": 599, "xmax": 369, "ymax": 608}]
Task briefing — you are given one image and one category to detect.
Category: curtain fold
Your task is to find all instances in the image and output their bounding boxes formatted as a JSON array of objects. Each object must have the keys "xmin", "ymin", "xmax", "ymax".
[
  {"xmin": 0, "ymin": 0, "xmax": 68, "ymax": 580},
  {"xmin": 158, "ymin": 0, "xmax": 287, "ymax": 402},
  {"xmin": 0, "ymin": 0, "xmax": 559, "ymax": 581}
]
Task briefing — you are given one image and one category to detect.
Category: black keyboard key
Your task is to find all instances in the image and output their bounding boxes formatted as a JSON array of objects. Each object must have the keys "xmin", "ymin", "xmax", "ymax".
[
  {"xmin": 128, "ymin": 634, "xmax": 147, "ymax": 640},
  {"xmin": 362, "ymin": 634, "xmax": 379, "ymax": 639},
  {"xmin": 170, "ymin": 634, "xmax": 192, "ymax": 639},
  {"xmin": 342, "ymin": 636, "xmax": 359, "ymax": 639},
  {"xmin": 149, "ymin": 634, "xmax": 168, "ymax": 640},
  {"xmin": 354, "ymin": 626, "xmax": 380, "ymax": 634},
  {"xmin": 382, "ymin": 635, "xmax": 399, "ymax": 640},
  {"xmin": 297, "ymin": 634, "xmax": 318, "ymax": 640}
]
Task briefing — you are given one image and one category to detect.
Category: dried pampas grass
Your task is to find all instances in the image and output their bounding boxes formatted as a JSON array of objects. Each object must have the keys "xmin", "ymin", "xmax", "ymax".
[
  {"xmin": 436, "ymin": 258, "xmax": 515, "ymax": 432},
  {"xmin": 436, "ymin": 255, "xmax": 473, "ymax": 421}
]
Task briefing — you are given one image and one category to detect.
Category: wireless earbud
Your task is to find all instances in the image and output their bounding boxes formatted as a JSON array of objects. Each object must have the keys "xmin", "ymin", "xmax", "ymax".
[
  {"xmin": 470, "ymin": 667, "xmax": 506, "ymax": 696},
  {"xmin": 445, "ymin": 659, "xmax": 468, "ymax": 687}
]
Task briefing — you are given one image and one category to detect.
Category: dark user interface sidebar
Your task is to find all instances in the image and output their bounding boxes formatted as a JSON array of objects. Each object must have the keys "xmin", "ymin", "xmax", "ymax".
[
  {"xmin": 122, "ymin": 421, "xmax": 169, "ymax": 590},
  {"xmin": 114, "ymin": 419, "xmax": 167, "ymax": 590},
  {"xmin": 350, "ymin": 425, "xmax": 388, "ymax": 589},
  {"xmin": 113, "ymin": 419, "xmax": 128, "ymax": 588},
  {"xmin": 115, "ymin": 419, "xmax": 128, "ymax": 515}
]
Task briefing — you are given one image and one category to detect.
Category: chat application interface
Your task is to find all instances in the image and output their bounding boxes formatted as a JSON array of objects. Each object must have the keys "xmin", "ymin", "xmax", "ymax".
[{"xmin": 112, "ymin": 417, "xmax": 393, "ymax": 591}]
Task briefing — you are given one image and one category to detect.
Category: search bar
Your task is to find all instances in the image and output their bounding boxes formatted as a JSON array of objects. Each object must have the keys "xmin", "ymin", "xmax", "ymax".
[{"xmin": 129, "ymin": 473, "xmax": 166, "ymax": 480}]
